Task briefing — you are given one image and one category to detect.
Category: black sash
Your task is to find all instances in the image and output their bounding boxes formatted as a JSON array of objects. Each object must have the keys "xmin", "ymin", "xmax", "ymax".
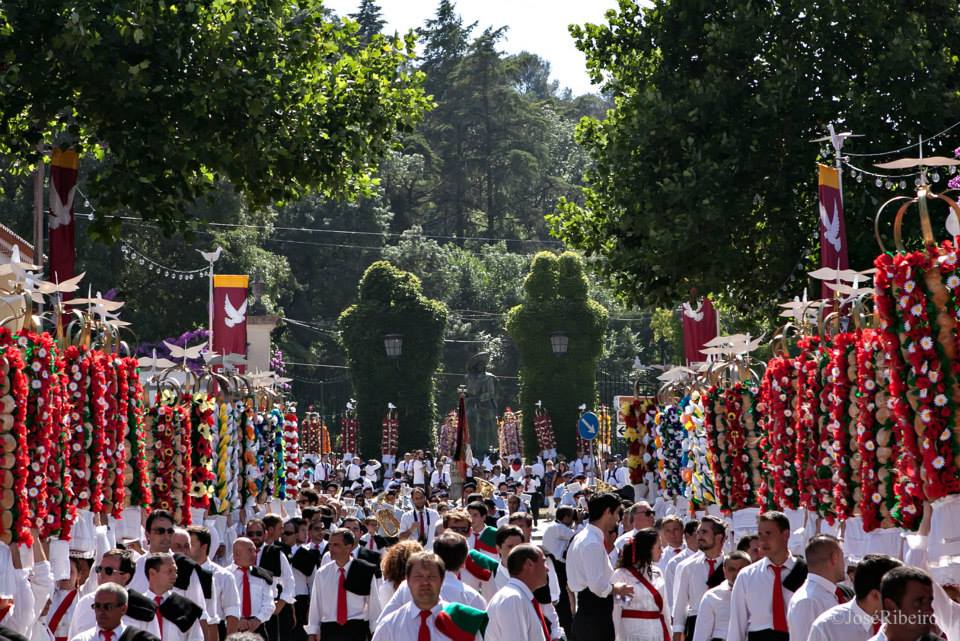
[
  {"xmin": 290, "ymin": 547, "xmax": 321, "ymax": 576},
  {"xmin": 250, "ymin": 565, "xmax": 274, "ymax": 584},
  {"xmin": 747, "ymin": 631, "xmax": 789, "ymax": 641},
  {"xmin": 126, "ymin": 589, "xmax": 158, "ymax": 623},
  {"xmin": 356, "ymin": 548, "xmax": 383, "ymax": 578},
  {"xmin": 706, "ymin": 558, "xmax": 725, "ymax": 589},
  {"xmin": 173, "ymin": 553, "xmax": 213, "ymax": 599},
  {"xmin": 533, "ymin": 583, "xmax": 552, "ymax": 604},
  {"xmin": 118, "ymin": 628, "xmax": 160, "ymax": 641},
  {"xmin": 259, "ymin": 545, "xmax": 283, "ymax": 577},
  {"xmin": 343, "ymin": 559, "xmax": 376, "ymax": 596},
  {"xmin": 782, "ymin": 558, "xmax": 808, "ymax": 592},
  {"xmin": 158, "ymin": 593, "xmax": 204, "ymax": 633}
]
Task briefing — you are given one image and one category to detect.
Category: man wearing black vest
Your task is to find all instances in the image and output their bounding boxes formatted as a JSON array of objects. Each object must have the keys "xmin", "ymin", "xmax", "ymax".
[
  {"xmin": 245, "ymin": 519, "xmax": 295, "ymax": 641},
  {"xmin": 68, "ymin": 583, "xmax": 160, "ymax": 641},
  {"xmin": 306, "ymin": 528, "xmax": 381, "ymax": 641},
  {"xmin": 143, "ymin": 554, "xmax": 205, "ymax": 641},
  {"xmin": 727, "ymin": 511, "xmax": 808, "ymax": 641}
]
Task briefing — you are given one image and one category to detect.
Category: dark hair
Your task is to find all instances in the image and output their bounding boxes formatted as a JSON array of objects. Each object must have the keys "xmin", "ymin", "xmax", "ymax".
[
  {"xmin": 881, "ymin": 566, "xmax": 932, "ymax": 608},
  {"xmin": 144, "ymin": 553, "xmax": 173, "ymax": 577},
  {"xmin": 329, "ymin": 528, "xmax": 356, "ymax": 546},
  {"xmin": 246, "ymin": 518, "xmax": 265, "ymax": 531},
  {"xmin": 262, "ymin": 514, "xmax": 283, "ymax": 530},
  {"xmin": 145, "ymin": 510, "xmax": 174, "ymax": 532},
  {"xmin": 432, "ymin": 533, "xmax": 468, "ymax": 572},
  {"xmin": 102, "ymin": 549, "xmax": 135, "ymax": 577},
  {"xmin": 619, "ymin": 528, "xmax": 659, "ymax": 577},
  {"xmin": 495, "ymin": 525, "xmax": 524, "ymax": 548},
  {"xmin": 299, "ymin": 488, "xmax": 320, "ymax": 505},
  {"xmin": 805, "ymin": 535, "xmax": 841, "ymax": 567},
  {"xmin": 186, "ymin": 525, "xmax": 211, "ymax": 552},
  {"xmin": 700, "ymin": 515, "xmax": 726, "ymax": 537},
  {"xmin": 726, "ymin": 550, "xmax": 752, "ymax": 565},
  {"xmin": 464, "ymin": 493, "xmax": 483, "ymax": 504},
  {"xmin": 737, "ymin": 534, "xmax": 757, "ymax": 551},
  {"xmin": 757, "ymin": 511, "xmax": 790, "ymax": 532},
  {"xmin": 301, "ymin": 507, "xmax": 319, "ymax": 522},
  {"xmin": 405, "ymin": 551, "xmax": 445, "ymax": 578},
  {"xmin": 661, "ymin": 515, "xmax": 683, "ymax": 528},
  {"xmin": 855, "ymin": 555, "xmax": 903, "ymax": 602},
  {"xmin": 508, "ymin": 512, "xmax": 533, "ymax": 529},
  {"xmin": 587, "ymin": 492, "xmax": 621, "ymax": 522},
  {"xmin": 340, "ymin": 516, "xmax": 362, "ymax": 529},
  {"xmin": 506, "ymin": 543, "xmax": 542, "ymax": 576},
  {"xmin": 555, "ymin": 506, "xmax": 575, "ymax": 522},
  {"xmin": 467, "ymin": 501, "xmax": 488, "ymax": 518}
]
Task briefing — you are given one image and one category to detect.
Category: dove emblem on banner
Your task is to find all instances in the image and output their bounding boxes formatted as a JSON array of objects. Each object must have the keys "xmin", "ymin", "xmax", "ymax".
[
  {"xmin": 224, "ymin": 294, "xmax": 247, "ymax": 328},
  {"xmin": 819, "ymin": 200, "xmax": 842, "ymax": 252},
  {"xmin": 49, "ymin": 184, "xmax": 76, "ymax": 230}
]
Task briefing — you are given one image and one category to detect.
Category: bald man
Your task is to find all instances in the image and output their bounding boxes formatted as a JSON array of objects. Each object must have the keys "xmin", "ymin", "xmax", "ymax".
[{"xmin": 227, "ymin": 539, "xmax": 276, "ymax": 635}]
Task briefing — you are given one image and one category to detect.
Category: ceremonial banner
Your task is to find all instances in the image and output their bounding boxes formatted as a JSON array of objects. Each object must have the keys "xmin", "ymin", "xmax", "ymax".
[
  {"xmin": 818, "ymin": 163, "xmax": 849, "ymax": 299},
  {"xmin": 453, "ymin": 394, "xmax": 471, "ymax": 479},
  {"xmin": 682, "ymin": 297, "xmax": 718, "ymax": 365},
  {"xmin": 212, "ymin": 275, "xmax": 248, "ymax": 356},
  {"xmin": 49, "ymin": 148, "xmax": 79, "ymax": 289}
]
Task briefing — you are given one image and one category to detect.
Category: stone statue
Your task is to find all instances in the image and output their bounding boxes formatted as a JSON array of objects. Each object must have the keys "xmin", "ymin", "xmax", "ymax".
[{"xmin": 466, "ymin": 352, "xmax": 498, "ymax": 454}]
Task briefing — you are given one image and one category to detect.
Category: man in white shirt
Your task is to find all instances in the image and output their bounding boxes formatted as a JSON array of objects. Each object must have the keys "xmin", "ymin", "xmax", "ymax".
[
  {"xmin": 869, "ymin": 567, "xmax": 936, "ymax": 641},
  {"xmin": 399, "ymin": 488, "xmax": 441, "ymax": 548},
  {"xmin": 486, "ymin": 544, "xmax": 551, "ymax": 641},
  {"xmin": 430, "ymin": 461, "xmax": 452, "ymax": 491},
  {"xmin": 541, "ymin": 506, "xmax": 575, "ymax": 562},
  {"xmin": 614, "ymin": 502, "xmax": 655, "ymax": 561},
  {"xmin": 315, "ymin": 455, "xmax": 333, "ymax": 483},
  {"xmin": 143, "ymin": 553, "xmax": 204, "ymax": 641},
  {"xmin": 664, "ymin": 520, "xmax": 700, "ymax": 613},
  {"xmin": 658, "ymin": 515, "xmax": 686, "ymax": 570},
  {"xmin": 787, "ymin": 535, "xmax": 847, "ymax": 640},
  {"xmin": 306, "ymin": 528, "xmax": 381, "ymax": 641},
  {"xmin": 187, "ymin": 525, "xmax": 240, "ymax": 639},
  {"xmin": 672, "ymin": 515, "xmax": 726, "ymax": 641},
  {"xmin": 371, "ymin": 552, "xmax": 484, "ymax": 641},
  {"xmin": 727, "ymin": 511, "xmax": 804, "ymax": 641},
  {"xmin": 567, "ymin": 492, "xmax": 634, "ymax": 641},
  {"xmin": 227, "ymin": 539, "xmax": 276, "ymax": 635},
  {"xmin": 67, "ymin": 550, "xmax": 161, "ymax": 641},
  {"xmin": 345, "ymin": 458, "xmax": 363, "ymax": 482},
  {"xmin": 807, "ymin": 554, "xmax": 901, "ymax": 641},
  {"xmin": 363, "ymin": 460, "xmax": 382, "ymax": 485},
  {"xmin": 69, "ymin": 583, "xmax": 158, "ymax": 641},
  {"xmin": 692, "ymin": 551, "xmax": 751, "ymax": 641},
  {"xmin": 601, "ymin": 459, "xmax": 628, "ymax": 488},
  {"xmin": 378, "ymin": 533, "xmax": 485, "ymax": 622},
  {"xmin": 412, "ymin": 452, "xmax": 427, "ymax": 487}
]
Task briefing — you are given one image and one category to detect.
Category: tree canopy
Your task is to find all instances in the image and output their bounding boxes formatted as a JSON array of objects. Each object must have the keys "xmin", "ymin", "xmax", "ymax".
[
  {"xmin": 0, "ymin": 0, "xmax": 430, "ymax": 240},
  {"xmin": 550, "ymin": 0, "xmax": 960, "ymax": 317}
]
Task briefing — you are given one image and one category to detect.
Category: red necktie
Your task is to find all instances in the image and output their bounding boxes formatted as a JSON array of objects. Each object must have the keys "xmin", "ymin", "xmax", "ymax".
[
  {"xmin": 531, "ymin": 598, "xmax": 550, "ymax": 640},
  {"xmin": 337, "ymin": 567, "xmax": 348, "ymax": 625},
  {"xmin": 154, "ymin": 596, "xmax": 164, "ymax": 640},
  {"xmin": 418, "ymin": 610, "xmax": 431, "ymax": 641},
  {"xmin": 368, "ymin": 537, "xmax": 375, "ymax": 550},
  {"xmin": 707, "ymin": 558, "xmax": 716, "ymax": 575},
  {"xmin": 673, "ymin": 548, "xmax": 681, "ymax": 554},
  {"xmin": 102, "ymin": 630, "xmax": 113, "ymax": 641},
  {"xmin": 770, "ymin": 564, "xmax": 787, "ymax": 632},
  {"xmin": 419, "ymin": 511, "xmax": 426, "ymax": 540},
  {"xmin": 835, "ymin": 586, "xmax": 848, "ymax": 604},
  {"xmin": 872, "ymin": 620, "xmax": 881, "ymax": 634},
  {"xmin": 241, "ymin": 568, "xmax": 252, "ymax": 618}
]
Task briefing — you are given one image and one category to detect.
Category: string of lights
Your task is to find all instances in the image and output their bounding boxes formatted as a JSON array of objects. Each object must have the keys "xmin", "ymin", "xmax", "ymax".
[{"xmin": 118, "ymin": 241, "xmax": 207, "ymax": 280}]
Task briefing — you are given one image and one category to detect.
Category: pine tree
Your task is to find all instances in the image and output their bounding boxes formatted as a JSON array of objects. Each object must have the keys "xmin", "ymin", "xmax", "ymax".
[{"xmin": 350, "ymin": 0, "xmax": 385, "ymax": 44}]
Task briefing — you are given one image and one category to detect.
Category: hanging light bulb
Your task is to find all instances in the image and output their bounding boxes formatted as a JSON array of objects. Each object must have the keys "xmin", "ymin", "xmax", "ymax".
[
  {"xmin": 856, "ymin": 173, "xmax": 863, "ymax": 183},
  {"xmin": 899, "ymin": 180, "xmax": 907, "ymax": 189},
  {"xmin": 933, "ymin": 172, "xmax": 941, "ymax": 183},
  {"xmin": 915, "ymin": 177, "xmax": 923, "ymax": 187},
  {"xmin": 876, "ymin": 178, "xmax": 883, "ymax": 188},
  {"xmin": 951, "ymin": 165, "xmax": 957, "ymax": 175}
]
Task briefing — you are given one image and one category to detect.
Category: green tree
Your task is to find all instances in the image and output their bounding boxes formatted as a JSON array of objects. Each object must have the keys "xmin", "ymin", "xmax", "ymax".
[
  {"xmin": 506, "ymin": 251, "xmax": 607, "ymax": 457},
  {"xmin": 338, "ymin": 262, "xmax": 447, "ymax": 457},
  {"xmin": 0, "ymin": 1, "xmax": 429, "ymax": 240},
  {"xmin": 350, "ymin": 0, "xmax": 385, "ymax": 43},
  {"xmin": 551, "ymin": 0, "xmax": 960, "ymax": 317}
]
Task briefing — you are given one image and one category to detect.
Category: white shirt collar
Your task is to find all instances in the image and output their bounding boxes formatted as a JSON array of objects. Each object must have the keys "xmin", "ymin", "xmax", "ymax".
[
  {"xmin": 805, "ymin": 572, "xmax": 836, "ymax": 592},
  {"xmin": 507, "ymin": 577, "xmax": 534, "ymax": 600}
]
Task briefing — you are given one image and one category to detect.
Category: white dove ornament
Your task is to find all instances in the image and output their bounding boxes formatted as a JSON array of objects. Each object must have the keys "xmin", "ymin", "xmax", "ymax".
[
  {"xmin": 819, "ymin": 200, "xmax": 842, "ymax": 252},
  {"xmin": 224, "ymin": 294, "xmax": 247, "ymax": 328}
]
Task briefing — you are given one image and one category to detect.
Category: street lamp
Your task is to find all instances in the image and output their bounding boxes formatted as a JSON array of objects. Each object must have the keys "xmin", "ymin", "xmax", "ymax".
[
  {"xmin": 383, "ymin": 334, "xmax": 403, "ymax": 359},
  {"xmin": 550, "ymin": 331, "xmax": 569, "ymax": 356},
  {"xmin": 250, "ymin": 270, "xmax": 267, "ymax": 315}
]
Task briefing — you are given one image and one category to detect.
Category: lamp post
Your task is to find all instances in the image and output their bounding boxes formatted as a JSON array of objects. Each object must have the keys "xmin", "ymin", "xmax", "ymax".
[
  {"xmin": 550, "ymin": 331, "xmax": 569, "ymax": 356},
  {"xmin": 383, "ymin": 334, "xmax": 403, "ymax": 359}
]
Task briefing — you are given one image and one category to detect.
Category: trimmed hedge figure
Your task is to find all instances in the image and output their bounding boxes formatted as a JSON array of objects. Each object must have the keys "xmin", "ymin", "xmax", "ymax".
[
  {"xmin": 339, "ymin": 262, "xmax": 447, "ymax": 458},
  {"xmin": 507, "ymin": 252, "xmax": 607, "ymax": 458}
]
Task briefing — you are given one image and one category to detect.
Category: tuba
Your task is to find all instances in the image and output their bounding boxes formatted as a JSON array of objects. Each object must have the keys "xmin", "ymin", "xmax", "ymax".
[
  {"xmin": 476, "ymin": 477, "xmax": 496, "ymax": 500},
  {"xmin": 594, "ymin": 477, "xmax": 618, "ymax": 494},
  {"xmin": 376, "ymin": 507, "xmax": 401, "ymax": 537}
]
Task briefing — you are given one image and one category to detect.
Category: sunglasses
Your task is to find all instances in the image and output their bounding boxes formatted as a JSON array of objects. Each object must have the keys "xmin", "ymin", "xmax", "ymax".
[
  {"xmin": 95, "ymin": 566, "xmax": 128, "ymax": 576},
  {"xmin": 92, "ymin": 602, "xmax": 122, "ymax": 611},
  {"xmin": 448, "ymin": 526, "xmax": 470, "ymax": 534},
  {"xmin": 282, "ymin": 531, "xmax": 296, "ymax": 536},
  {"xmin": 638, "ymin": 510, "xmax": 654, "ymax": 516},
  {"xmin": 151, "ymin": 527, "xmax": 175, "ymax": 535},
  {"xmin": 246, "ymin": 530, "xmax": 264, "ymax": 536}
]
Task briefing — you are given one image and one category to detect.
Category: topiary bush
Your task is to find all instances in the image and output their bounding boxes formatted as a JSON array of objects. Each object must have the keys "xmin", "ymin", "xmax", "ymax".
[
  {"xmin": 338, "ymin": 261, "xmax": 447, "ymax": 458},
  {"xmin": 506, "ymin": 251, "xmax": 607, "ymax": 458}
]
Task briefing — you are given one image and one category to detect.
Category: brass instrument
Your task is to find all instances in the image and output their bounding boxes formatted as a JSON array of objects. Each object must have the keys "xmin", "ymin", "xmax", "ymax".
[
  {"xmin": 476, "ymin": 477, "xmax": 496, "ymax": 499},
  {"xmin": 376, "ymin": 507, "xmax": 401, "ymax": 537},
  {"xmin": 594, "ymin": 477, "xmax": 618, "ymax": 494}
]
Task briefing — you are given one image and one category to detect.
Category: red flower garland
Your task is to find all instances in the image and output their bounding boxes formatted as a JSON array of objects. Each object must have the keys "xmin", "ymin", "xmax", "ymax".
[
  {"xmin": 533, "ymin": 409, "xmax": 557, "ymax": 453},
  {"xmin": 705, "ymin": 383, "xmax": 762, "ymax": 512},
  {"xmin": 0, "ymin": 346, "xmax": 33, "ymax": 546},
  {"xmin": 87, "ymin": 351, "xmax": 109, "ymax": 514},
  {"xmin": 189, "ymin": 395, "xmax": 215, "ymax": 512},
  {"xmin": 43, "ymin": 348, "xmax": 76, "ymax": 539},
  {"xmin": 20, "ymin": 332, "xmax": 55, "ymax": 530},
  {"xmin": 121, "ymin": 357, "xmax": 151, "ymax": 508},
  {"xmin": 381, "ymin": 409, "xmax": 398, "ymax": 459},
  {"xmin": 758, "ymin": 356, "xmax": 800, "ymax": 510},
  {"xmin": 876, "ymin": 246, "xmax": 960, "ymax": 500},
  {"xmin": 283, "ymin": 410, "xmax": 300, "ymax": 499},
  {"xmin": 829, "ymin": 331, "xmax": 862, "ymax": 520},
  {"xmin": 794, "ymin": 336, "xmax": 832, "ymax": 519},
  {"xmin": 341, "ymin": 413, "xmax": 359, "ymax": 454}
]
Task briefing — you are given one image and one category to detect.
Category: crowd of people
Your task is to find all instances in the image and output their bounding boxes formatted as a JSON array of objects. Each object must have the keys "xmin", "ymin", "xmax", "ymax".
[{"xmin": 0, "ymin": 449, "xmax": 956, "ymax": 641}]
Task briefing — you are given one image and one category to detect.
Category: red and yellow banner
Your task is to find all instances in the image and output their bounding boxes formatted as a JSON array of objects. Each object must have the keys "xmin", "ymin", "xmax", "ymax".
[
  {"xmin": 818, "ymin": 164, "xmax": 849, "ymax": 299},
  {"xmin": 212, "ymin": 275, "xmax": 248, "ymax": 357}
]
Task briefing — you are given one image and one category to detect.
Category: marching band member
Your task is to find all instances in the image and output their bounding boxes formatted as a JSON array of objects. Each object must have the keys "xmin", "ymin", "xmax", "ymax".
[
  {"xmin": 186, "ymin": 526, "xmax": 240, "ymax": 640},
  {"xmin": 399, "ymin": 489, "xmax": 440, "ymax": 549},
  {"xmin": 306, "ymin": 528, "xmax": 380, "ymax": 641},
  {"xmin": 465, "ymin": 502, "xmax": 498, "ymax": 558},
  {"xmin": 69, "ymin": 584, "xmax": 159, "ymax": 641},
  {"xmin": 142, "ymin": 554, "xmax": 204, "ymax": 641},
  {"xmin": 786, "ymin": 535, "xmax": 848, "ymax": 641},
  {"xmin": 68, "ymin": 550, "xmax": 161, "ymax": 641},
  {"xmin": 226, "ymin": 539, "xmax": 275, "ymax": 637}
]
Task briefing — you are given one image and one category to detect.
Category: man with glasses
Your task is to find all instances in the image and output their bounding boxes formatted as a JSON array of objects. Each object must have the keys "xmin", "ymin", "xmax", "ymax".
[
  {"xmin": 128, "ymin": 512, "xmax": 208, "ymax": 628},
  {"xmin": 69, "ymin": 583, "xmax": 159, "ymax": 641},
  {"xmin": 68, "ymin": 551, "xmax": 161, "ymax": 641}
]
